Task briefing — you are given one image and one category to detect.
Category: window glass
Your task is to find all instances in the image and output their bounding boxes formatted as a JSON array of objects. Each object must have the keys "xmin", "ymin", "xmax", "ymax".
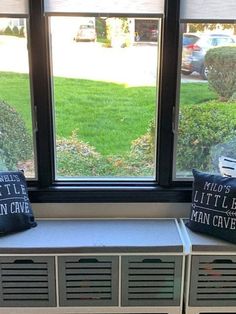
[
  {"xmin": 0, "ymin": 17, "xmax": 36, "ymax": 178},
  {"xmin": 174, "ymin": 22, "xmax": 236, "ymax": 179},
  {"xmin": 50, "ymin": 16, "xmax": 160, "ymax": 179}
]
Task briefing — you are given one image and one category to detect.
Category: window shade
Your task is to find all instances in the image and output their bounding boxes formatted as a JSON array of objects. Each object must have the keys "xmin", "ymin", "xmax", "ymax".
[
  {"xmin": 0, "ymin": 0, "xmax": 28, "ymax": 15},
  {"xmin": 44, "ymin": 0, "xmax": 164, "ymax": 15},
  {"xmin": 180, "ymin": 0, "xmax": 236, "ymax": 21}
]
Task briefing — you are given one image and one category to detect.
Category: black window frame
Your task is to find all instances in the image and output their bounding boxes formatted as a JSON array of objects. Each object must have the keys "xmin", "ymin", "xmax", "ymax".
[{"xmin": 21, "ymin": 0, "xmax": 193, "ymax": 203}]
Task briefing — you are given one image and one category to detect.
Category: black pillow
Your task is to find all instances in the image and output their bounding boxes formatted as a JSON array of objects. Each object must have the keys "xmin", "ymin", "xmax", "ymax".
[
  {"xmin": 186, "ymin": 169, "xmax": 236, "ymax": 244},
  {"xmin": 0, "ymin": 171, "xmax": 37, "ymax": 235}
]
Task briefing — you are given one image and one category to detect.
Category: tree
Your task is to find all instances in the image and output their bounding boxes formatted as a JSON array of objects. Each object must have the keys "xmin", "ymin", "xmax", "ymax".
[{"xmin": 187, "ymin": 23, "xmax": 236, "ymax": 35}]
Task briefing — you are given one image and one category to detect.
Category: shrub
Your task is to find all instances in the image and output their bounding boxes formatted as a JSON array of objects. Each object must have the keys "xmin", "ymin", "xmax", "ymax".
[
  {"xmin": 0, "ymin": 152, "xmax": 7, "ymax": 170},
  {"xmin": 116, "ymin": 119, "xmax": 155, "ymax": 177},
  {"xmin": 56, "ymin": 128, "xmax": 156, "ymax": 177},
  {"xmin": 205, "ymin": 46, "xmax": 236, "ymax": 100},
  {"xmin": 12, "ymin": 26, "xmax": 19, "ymax": 36},
  {"xmin": 123, "ymin": 133, "xmax": 155, "ymax": 176},
  {"xmin": 176, "ymin": 102, "xmax": 236, "ymax": 172},
  {"xmin": 4, "ymin": 26, "xmax": 13, "ymax": 36},
  {"xmin": 0, "ymin": 100, "xmax": 32, "ymax": 170},
  {"xmin": 19, "ymin": 26, "xmax": 25, "ymax": 37},
  {"xmin": 56, "ymin": 131, "xmax": 115, "ymax": 176}
]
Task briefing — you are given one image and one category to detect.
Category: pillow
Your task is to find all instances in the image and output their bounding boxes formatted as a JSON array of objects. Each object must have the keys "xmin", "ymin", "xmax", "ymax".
[
  {"xmin": 186, "ymin": 169, "xmax": 236, "ymax": 244},
  {"xmin": 219, "ymin": 156, "xmax": 236, "ymax": 178},
  {"xmin": 0, "ymin": 171, "xmax": 37, "ymax": 235}
]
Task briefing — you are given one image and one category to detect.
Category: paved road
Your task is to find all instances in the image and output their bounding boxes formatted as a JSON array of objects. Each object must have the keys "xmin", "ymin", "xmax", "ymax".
[
  {"xmin": 51, "ymin": 40, "xmax": 158, "ymax": 86},
  {"xmin": 0, "ymin": 36, "xmax": 205, "ymax": 85},
  {"xmin": 181, "ymin": 72, "xmax": 206, "ymax": 83},
  {"xmin": 0, "ymin": 36, "xmax": 29, "ymax": 73}
]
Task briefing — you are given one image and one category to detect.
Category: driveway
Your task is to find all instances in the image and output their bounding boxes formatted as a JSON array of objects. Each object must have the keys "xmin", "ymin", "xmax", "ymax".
[
  {"xmin": 181, "ymin": 72, "xmax": 206, "ymax": 83},
  {"xmin": 0, "ymin": 36, "xmax": 205, "ymax": 86},
  {"xmin": 51, "ymin": 41, "xmax": 158, "ymax": 86},
  {"xmin": 0, "ymin": 36, "xmax": 29, "ymax": 73}
]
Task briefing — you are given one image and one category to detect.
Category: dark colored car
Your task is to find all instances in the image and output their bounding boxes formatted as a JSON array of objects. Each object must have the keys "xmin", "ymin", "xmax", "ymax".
[{"xmin": 181, "ymin": 33, "xmax": 236, "ymax": 79}]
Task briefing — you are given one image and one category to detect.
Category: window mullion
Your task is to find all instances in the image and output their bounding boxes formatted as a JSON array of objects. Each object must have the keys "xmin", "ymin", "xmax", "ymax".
[
  {"xmin": 157, "ymin": 0, "xmax": 180, "ymax": 186},
  {"xmin": 28, "ymin": 0, "xmax": 54, "ymax": 187}
]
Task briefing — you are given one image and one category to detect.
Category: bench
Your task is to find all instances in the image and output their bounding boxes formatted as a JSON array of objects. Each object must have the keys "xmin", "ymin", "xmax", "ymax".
[
  {"xmin": 180, "ymin": 218, "xmax": 236, "ymax": 314},
  {"xmin": 0, "ymin": 218, "xmax": 184, "ymax": 314}
]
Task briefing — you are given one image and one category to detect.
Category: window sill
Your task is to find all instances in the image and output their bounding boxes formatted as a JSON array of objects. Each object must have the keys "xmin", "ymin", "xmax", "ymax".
[{"xmin": 28, "ymin": 184, "xmax": 192, "ymax": 203}]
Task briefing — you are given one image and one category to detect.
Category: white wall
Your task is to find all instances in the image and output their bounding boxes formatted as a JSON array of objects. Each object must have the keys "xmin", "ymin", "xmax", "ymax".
[{"xmin": 33, "ymin": 203, "xmax": 191, "ymax": 219}]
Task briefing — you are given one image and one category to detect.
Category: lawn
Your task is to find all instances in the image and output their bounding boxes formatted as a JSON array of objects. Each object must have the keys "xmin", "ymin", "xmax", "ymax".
[
  {"xmin": 0, "ymin": 71, "xmax": 218, "ymax": 156},
  {"xmin": 54, "ymin": 77, "xmax": 155, "ymax": 155}
]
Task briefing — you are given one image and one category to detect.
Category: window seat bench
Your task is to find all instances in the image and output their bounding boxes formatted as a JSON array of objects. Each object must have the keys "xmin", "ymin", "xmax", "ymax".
[
  {"xmin": 180, "ymin": 219, "xmax": 236, "ymax": 314},
  {"xmin": 0, "ymin": 218, "xmax": 184, "ymax": 314}
]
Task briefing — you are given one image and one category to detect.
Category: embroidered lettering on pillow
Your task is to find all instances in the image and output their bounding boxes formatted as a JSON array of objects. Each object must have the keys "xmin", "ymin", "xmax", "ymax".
[
  {"xmin": 186, "ymin": 169, "xmax": 236, "ymax": 243},
  {"xmin": 0, "ymin": 171, "xmax": 37, "ymax": 235}
]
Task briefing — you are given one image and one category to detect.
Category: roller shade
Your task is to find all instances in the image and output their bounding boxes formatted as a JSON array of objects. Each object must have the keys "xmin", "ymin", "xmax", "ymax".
[
  {"xmin": 0, "ymin": 0, "xmax": 28, "ymax": 15},
  {"xmin": 180, "ymin": 0, "xmax": 236, "ymax": 21},
  {"xmin": 44, "ymin": 0, "xmax": 164, "ymax": 15}
]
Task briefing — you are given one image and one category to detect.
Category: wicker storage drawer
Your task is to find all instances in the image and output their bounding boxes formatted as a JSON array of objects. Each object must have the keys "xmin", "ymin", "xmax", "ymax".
[
  {"xmin": 180, "ymin": 218, "xmax": 236, "ymax": 314},
  {"xmin": 0, "ymin": 256, "xmax": 56, "ymax": 307},
  {"xmin": 58, "ymin": 255, "xmax": 119, "ymax": 307},
  {"xmin": 121, "ymin": 255, "xmax": 182, "ymax": 306},
  {"xmin": 189, "ymin": 255, "xmax": 236, "ymax": 307}
]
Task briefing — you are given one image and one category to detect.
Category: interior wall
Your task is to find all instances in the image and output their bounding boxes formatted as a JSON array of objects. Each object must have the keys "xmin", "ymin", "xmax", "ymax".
[{"xmin": 33, "ymin": 203, "xmax": 191, "ymax": 219}]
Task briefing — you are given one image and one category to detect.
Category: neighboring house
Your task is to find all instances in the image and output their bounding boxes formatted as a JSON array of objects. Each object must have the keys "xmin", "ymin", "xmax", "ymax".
[{"xmin": 0, "ymin": 17, "xmax": 25, "ymax": 32}]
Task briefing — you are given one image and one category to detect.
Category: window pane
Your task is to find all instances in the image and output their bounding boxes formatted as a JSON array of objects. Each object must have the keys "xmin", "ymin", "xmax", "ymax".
[
  {"xmin": 0, "ymin": 18, "xmax": 36, "ymax": 178},
  {"xmin": 50, "ymin": 16, "xmax": 160, "ymax": 179},
  {"xmin": 174, "ymin": 22, "xmax": 236, "ymax": 179}
]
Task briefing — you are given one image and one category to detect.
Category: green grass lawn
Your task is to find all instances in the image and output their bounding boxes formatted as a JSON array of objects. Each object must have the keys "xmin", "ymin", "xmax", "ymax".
[
  {"xmin": 0, "ymin": 71, "xmax": 218, "ymax": 156},
  {"xmin": 54, "ymin": 77, "xmax": 155, "ymax": 155},
  {"xmin": 180, "ymin": 82, "xmax": 217, "ymax": 105}
]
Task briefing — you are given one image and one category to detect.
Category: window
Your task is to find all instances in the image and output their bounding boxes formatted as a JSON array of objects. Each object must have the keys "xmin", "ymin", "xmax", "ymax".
[
  {"xmin": 174, "ymin": 0, "xmax": 236, "ymax": 180},
  {"xmin": 0, "ymin": 0, "xmax": 235, "ymax": 203},
  {"xmin": 45, "ymin": 0, "xmax": 163, "ymax": 180},
  {"xmin": 0, "ymin": 1, "xmax": 36, "ymax": 178},
  {"xmin": 50, "ymin": 16, "xmax": 160, "ymax": 179}
]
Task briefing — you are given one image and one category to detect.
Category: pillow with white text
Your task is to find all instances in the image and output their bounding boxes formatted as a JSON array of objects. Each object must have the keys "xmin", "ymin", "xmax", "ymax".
[
  {"xmin": 186, "ymin": 169, "xmax": 236, "ymax": 243},
  {"xmin": 0, "ymin": 171, "xmax": 37, "ymax": 235}
]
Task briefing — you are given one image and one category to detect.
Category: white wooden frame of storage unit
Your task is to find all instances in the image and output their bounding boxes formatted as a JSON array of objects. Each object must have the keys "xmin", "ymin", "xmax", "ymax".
[
  {"xmin": 0, "ymin": 218, "xmax": 185, "ymax": 314},
  {"xmin": 180, "ymin": 218, "xmax": 236, "ymax": 314}
]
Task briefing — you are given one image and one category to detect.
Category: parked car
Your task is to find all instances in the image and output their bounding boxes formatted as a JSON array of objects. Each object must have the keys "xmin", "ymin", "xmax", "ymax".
[
  {"xmin": 74, "ymin": 24, "xmax": 96, "ymax": 42},
  {"xmin": 181, "ymin": 33, "xmax": 236, "ymax": 79}
]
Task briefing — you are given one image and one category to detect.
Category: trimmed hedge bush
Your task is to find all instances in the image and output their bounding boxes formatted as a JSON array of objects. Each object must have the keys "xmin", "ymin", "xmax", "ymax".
[
  {"xmin": 56, "ymin": 131, "xmax": 115, "ymax": 177},
  {"xmin": 56, "ymin": 129, "xmax": 155, "ymax": 177},
  {"xmin": 176, "ymin": 101, "xmax": 236, "ymax": 172},
  {"xmin": 4, "ymin": 26, "xmax": 13, "ymax": 36},
  {"xmin": 0, "ymin": 100, "xmax": 32, "ymax": 170},
  {"xmin": 0, "ymin": 154, "xmax": 7, "ymax": 170},
  {"xmin": 12, "ymin": 26, "xmax": 19, "ymax": 36},
  {"xmin": 205, "ymin": 46, "xmax": 236, "ymax": 100}
]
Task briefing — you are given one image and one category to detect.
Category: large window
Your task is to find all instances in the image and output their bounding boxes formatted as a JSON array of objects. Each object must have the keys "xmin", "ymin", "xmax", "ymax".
[
  {"xmin": 50, "ymin": 16, "xmax": 160, "ymax": 179},
  {"xmin": 0, "ymin": 0, "xmax": 235, "ymax": 202},
  {"xmin": 45, "ymin": 0, "xmax": 164, "ymax": 180}
]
